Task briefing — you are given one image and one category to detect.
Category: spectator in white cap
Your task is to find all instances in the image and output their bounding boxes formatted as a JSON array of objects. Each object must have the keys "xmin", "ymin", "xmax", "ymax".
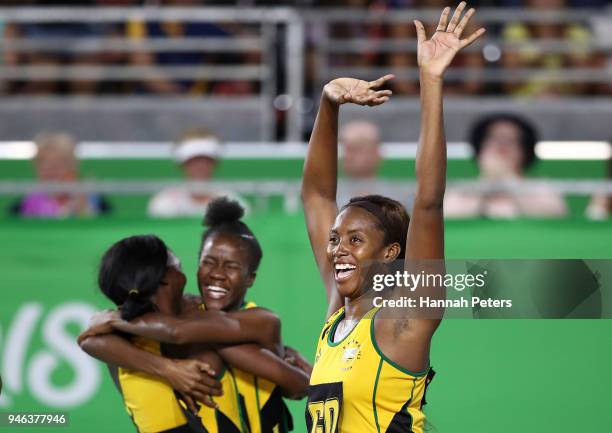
[{"xmin": 148, "ymin": 129, "xmax": 248, "ymax": 218}]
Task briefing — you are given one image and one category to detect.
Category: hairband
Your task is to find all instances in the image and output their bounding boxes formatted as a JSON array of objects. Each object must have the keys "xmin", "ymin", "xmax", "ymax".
[{"xmin": 346, "ymin": 200, "xmax": 388, "ymax": 231}]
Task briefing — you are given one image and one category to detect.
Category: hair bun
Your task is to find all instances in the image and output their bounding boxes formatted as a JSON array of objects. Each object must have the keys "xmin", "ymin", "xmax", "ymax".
[{"xmin": 203, "ymin": 196, "xmax": 245, "ymax": 227}]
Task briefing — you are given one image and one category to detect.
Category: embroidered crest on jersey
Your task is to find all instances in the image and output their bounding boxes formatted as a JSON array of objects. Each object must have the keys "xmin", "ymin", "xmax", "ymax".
[{"xmin": 340, "ymin": 338, "xmax": 361, "ymax": 370}]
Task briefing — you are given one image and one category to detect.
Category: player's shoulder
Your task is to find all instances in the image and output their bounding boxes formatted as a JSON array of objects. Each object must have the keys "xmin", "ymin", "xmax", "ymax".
[
  {"xmin": 320, "ymin": 306, "xmax": 344, "ymax": 336},
  {"xmin": 237, "ymin": 302, "xmax": 282, "ymax": 328},
  {"xmin": 181, "ymin": 294, "xmax": 202, "ymax": 310},
  {"xmin": 243, "ymin": 303, "xmax": 279, "ymax": 319},
  {"xmin": 326, "ymin": 306, "xmax": 345, "ymax": 325}
]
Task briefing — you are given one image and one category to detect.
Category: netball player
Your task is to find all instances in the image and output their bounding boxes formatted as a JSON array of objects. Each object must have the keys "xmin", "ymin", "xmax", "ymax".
[
  {"xmin": 301, "ymin": 3, "xmax": 484, "ymax": 432},
  {"xmin": 81, "ymin": 234, "xmax": 225, "ymax": 432},
  {"xmin": 80, "ymin": 198, "xmax": 309, "ymax": 433}
]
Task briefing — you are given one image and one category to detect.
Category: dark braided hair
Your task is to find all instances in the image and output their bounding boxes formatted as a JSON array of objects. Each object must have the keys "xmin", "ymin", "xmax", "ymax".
[
  {"xmin": 98, "ymin": 235, "xmax": 168, "ymax": 321},
  {"xmin": 469, "ymin": 113, "xmax": 538, "ymax": 170},
  {"xmin": 341, "ymin": 194, "xmax": 410, "ymax": 259},
  {"xmin": 200, "ymin": 197, "xmax": 262, "ymax": 272}
]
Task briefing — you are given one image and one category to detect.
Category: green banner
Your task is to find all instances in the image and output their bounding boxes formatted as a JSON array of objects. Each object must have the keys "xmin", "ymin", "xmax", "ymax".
[{"xmin": 1, "ymin": 215, "xmax": 612, "ymax": 432}]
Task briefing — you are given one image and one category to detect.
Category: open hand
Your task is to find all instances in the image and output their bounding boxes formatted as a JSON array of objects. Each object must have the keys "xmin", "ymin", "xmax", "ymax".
[
  {"xmin": 415, "ymin": 2, "xmax": 485, "ymax": 78},
  {"xmin": 163, "ymin": 359, "xmax": 222, "ymax": 410},
  {"xmin": 323, "ymin": 74, "xmax": 394, "ymax": 107}
]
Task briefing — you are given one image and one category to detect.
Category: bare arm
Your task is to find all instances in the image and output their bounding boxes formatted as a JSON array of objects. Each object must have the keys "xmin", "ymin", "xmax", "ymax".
[
  {"xmin": 406, "ymin": 4, "xmax": 484, "ymax": 330},
  {"xmin": 376, "ymin": 4, "xmax": 486, "ymax": 373},
  {"xmin": 406, "ymin": 3, "xmax": 484, "ymax": 262},
  {"xmin": 218, "ymin": 344, "xmax": 310, "ymax": 400},
  {"xmin": 83, "ymin": 308, "xmax": 282, "ymax": 353},
  {"xmin": 116, "ymin": 309, "xmax": 281, "ymax": 352},
  {"xmin": 79, "ymin": 334, "xmax": 222, "ymax": 404},
  {"xmin": 301, "ymin": 93, "xmax": 340, "ymax": 311},
  {"xmin": 302, "ymin": 76, "xmax": 394, "ymax": 318}
]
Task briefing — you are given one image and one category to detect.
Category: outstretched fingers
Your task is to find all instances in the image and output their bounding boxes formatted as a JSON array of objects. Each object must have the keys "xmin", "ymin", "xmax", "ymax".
[
  {"xmin": 446, "ymin": 2, "xmax": 467, "ymax": 33},
  {"xmin": 369, "ymin": 74, "xmax": 395, "ymax": 89},
  {"xmin": 370, "ymin": 88, "xmax": 392, "ymax": 104},
  {"xmin": 460, "ymin": 27, "xmax": 486, "ymax": 48},
  {"xmin": 436, "ymin": 7, "xmax": 451, "ymax": 32},
  {"xmin": 373, "ymin": 89, "xmax": 392, "ymax": 98},
  {"xmin": 414, "ymin": 20, "xmax": 426, "ymax": 45},
  {"xmin": 370, "ymin": 96, "xmax": 390, "ymax": 106},
  {"xmin": 353, "ymin": 89, "xmax": 392, "ymax": 106},
  {"xmin": 454, "ymin": 7, "xmax": 475, "ymax": 38}
]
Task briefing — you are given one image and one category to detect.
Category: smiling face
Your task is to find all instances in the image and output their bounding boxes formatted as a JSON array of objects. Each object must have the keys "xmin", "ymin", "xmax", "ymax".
[
  {"xmin": 197, "ymin": 232, "xmax": 255, "ymax": 312},
  {"xmin": 327, "ymin": 206, "xmax": 399, "ymax": 299}
]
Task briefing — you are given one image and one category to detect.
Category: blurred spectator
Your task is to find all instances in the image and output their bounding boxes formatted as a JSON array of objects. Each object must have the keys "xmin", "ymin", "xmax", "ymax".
[
  {"xmin": 444, "ymin": 114, "xmax": 568, "ymax": 219},
  {"xmin": 127, "ymin": 0, "xmax": 256, "ymax": 96},
  {"xmin": 325, "ymin": 1, "xmax": 388, "ymax": 93},
  {"xmin": 9, "ymin": 132, "xmax": 112, "ymax": 218},
  {"xmin": 3, "ymin": 0, "xmax": 127, "ymax": 95},
  {"xmin": 341, "ymin": 120, "xmax": 382, "ymax": 180},
  {"xmin": 500, "ymin": 0, "xmax": 600, "ymax": 97},
  {"xmin": 586, "ymin": 155, "xmax": 611, "ymax": 220},
  {"xmin": 148, "ymin": 129, "xmax": 248, "ymax": 218},
  {"xmin": 337, "ymin": 120, "xmax": 394, "ymax": 207}
]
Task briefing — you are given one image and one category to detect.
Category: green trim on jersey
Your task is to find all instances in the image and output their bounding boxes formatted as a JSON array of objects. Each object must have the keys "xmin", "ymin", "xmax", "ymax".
[
  {"xmin": 370, "ymin": 309, "xmax": 430, "ymax": 377},
  {"xmin": 326, "ymin": 309, "xmax": 362, "ymax": 347},
  {"xmin": 372, "ymin": 358, "xmax": 384, "ymax": 433}
]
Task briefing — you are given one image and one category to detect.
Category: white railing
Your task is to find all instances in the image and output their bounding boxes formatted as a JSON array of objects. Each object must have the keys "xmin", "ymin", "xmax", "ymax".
[
  {"xmin": 0, "ymin": 140, "xmax": 608, "ymax": 160},
  {"xmin": 0, "ymin": 6, "xmax": 610, "ymax": 140},
  {"xmin": 0, "ymin": 6, "xmax": 305, "ymax": 141},
  {"xmin": 0, "ymin": 179, "xmax": 610, "ymax": 216}
]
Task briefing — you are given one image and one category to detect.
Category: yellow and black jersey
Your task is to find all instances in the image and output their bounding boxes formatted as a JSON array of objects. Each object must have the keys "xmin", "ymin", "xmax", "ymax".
[
  {"xmin": 193, "ymin": 301, "xmax": 293, "ymax": 433},
  {"xmin": 307, "ymin": 307, "xmax": 435, "ymax": 433},
  {"xmin": 116, "ymin": 336, "xmax": 192, "ymax": 433},
  {"xmin": 229, "ymin": 301, "xmax": 293, "ymax": 433},
  {"xmin": 115, "ymin": 336, "xmax": 245, "ymax": 433},
  {"xmin": 232, "ymin": 358, "xmax": 293, "ymax": 433},
  {"xmin": 197, "ymin": 367, "xmax": 246, "ymax": 433}
]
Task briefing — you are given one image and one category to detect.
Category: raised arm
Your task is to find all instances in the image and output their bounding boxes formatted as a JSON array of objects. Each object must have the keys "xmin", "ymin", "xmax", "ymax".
[
  {"xmin": 375, "ymin": 5, "xmax": 486, "ymax": 374},
  {"xmin": 406, "ymin": 3, "xmax": 485, "ymax": 262},
  {"xmin": 302, "ymin": 75, "xmax": 393, "ymax": 316}
]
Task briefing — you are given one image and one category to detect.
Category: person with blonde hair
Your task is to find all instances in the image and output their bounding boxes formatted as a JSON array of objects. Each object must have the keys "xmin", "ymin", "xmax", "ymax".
[
  {"xmin": 10, "ymin": 132, "xmax": 111, "ymax": 217},
  {"xmin": 337, "ymin": 120, "xmax": 389, "ymax": 207}
]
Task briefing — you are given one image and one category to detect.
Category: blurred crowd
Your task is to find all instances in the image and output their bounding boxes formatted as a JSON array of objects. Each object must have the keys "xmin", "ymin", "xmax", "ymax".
[
  {"xmin": 8, "ymin": 117, "xmax": 611, "ymax": 220},
  {"xmin": 1, "ymin": 0, "xmax": 611, "ymax": 97}
]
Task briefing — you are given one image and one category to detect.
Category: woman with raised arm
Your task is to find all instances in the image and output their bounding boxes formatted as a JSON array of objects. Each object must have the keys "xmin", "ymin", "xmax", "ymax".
[{"xmin": 302, "ymin": 4, "xmax": 484, "ymax": 432}]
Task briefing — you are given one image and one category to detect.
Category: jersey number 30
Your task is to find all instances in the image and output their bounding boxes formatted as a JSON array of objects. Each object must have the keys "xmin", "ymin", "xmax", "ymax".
[{"xmin": 307, "ymin": 398, "xmax": 339, "ymax": 433}]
